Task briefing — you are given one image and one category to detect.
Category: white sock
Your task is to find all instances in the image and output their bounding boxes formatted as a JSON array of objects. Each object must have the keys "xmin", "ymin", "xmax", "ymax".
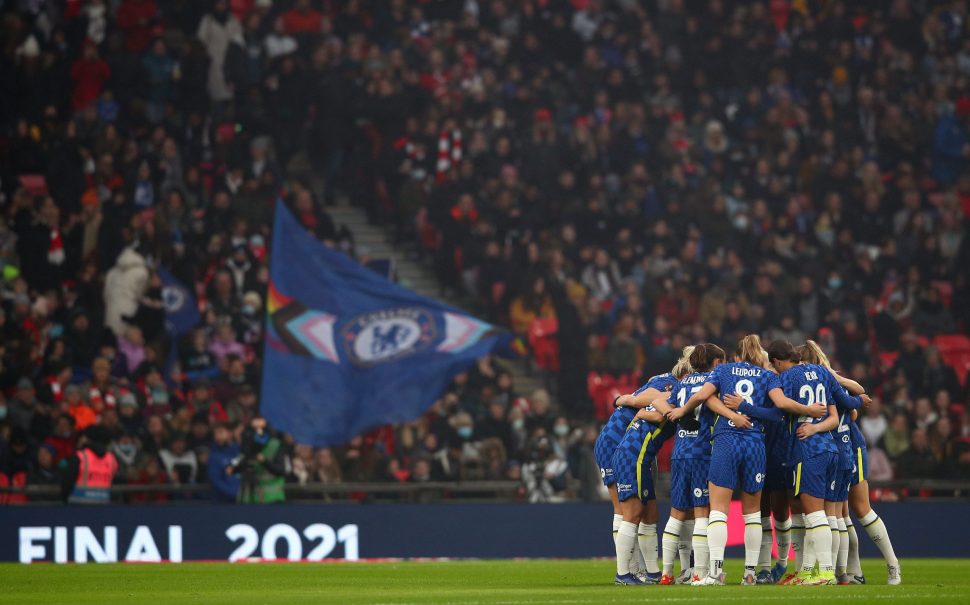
[
  {"xmin": 661, "ymin": 518, "xmax": 683, "ymax": 576},
  {"xmin": 846, "ymin": 519, "xmax": 862, "ymax": 576},
  {"xmin": 638, "ymin": 522, "xmax": 660, "ymax": 574},
  {"xmin": 828, "ymin": 515, "xmax": 840, "ymax": 571},
  {"xmin": 859, "ymin": 510, "xmax": 899, "ymax": 567},
  {"xmin": 708, "ymin": 510, "xmax": 728, "ymax": 578},
  {"xmin": 612, "ymin": 514, "xmax": 622, "ymax": 542},
  {"xmin": 775, "ymin": 516, "xmax": 792, "ymax": 566},
  {"xmin": 743, "ymin": 512, "xmax": 762, "ymax": 571},
  {"xmin": 680, "ymin": 519, "xmax": 694, "ymax": 572},
  {"xmin": 615, "ymin": 521, "xmax": 637, "ymax": 575},
  {"xmin": 806, "ymin": 510, "xmax": 833, "ymax": 571},
  {"xmin": 837, "ymin": 517, "xmax": 849, "ymax": 574},
  {"xmin": 693, "ymin": 517, "xmax": 709, "ymax": 578},
  {"xmin": 791, "ymin": 514, "xmax": 806, "ymax": 573},
  {"xmin": 758, "ymin": 516, "xmax": 773, "ymax": 571}
]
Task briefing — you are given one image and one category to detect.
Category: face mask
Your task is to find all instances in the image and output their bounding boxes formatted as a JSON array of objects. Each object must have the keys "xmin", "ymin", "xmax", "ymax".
[
  {"xmin": 554, "ymin": 424, "xmax": 569, "ymax": 437},
  {"xmin": 242, "ymin": 305, "xmax": 255, "ymax": 316},
  {"xmin": 150, "ymin": 387, "xmax": 169, "ymax": 404},
  {"xmin": 0, "ymin": 407, "xmax": 7, "ymax": 420},
  {"xmin": 511, "ymin": 418, "xmax": 525, "ymax": 431},
  {"xmin": 457, "ymin": 426, "xmax": 473, "ymax": 439},
  {"xmin": 118, "ymin": 444, "xmax": 136, "ymax": 457},
  {"xmin": 828, "ymin": 277, "xmax": 842, "ymax": 290}
]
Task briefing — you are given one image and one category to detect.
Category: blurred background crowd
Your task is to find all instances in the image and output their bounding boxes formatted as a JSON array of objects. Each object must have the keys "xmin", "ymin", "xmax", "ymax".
[{"xmin": 0, "ymin": 0, "xmax": 969, "ymax": 504}]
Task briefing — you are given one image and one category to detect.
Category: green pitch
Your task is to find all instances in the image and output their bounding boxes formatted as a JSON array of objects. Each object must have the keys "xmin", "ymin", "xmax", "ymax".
[{"xmin": 1, "ymin": 559, "xmax": 965, "ymax": 605}]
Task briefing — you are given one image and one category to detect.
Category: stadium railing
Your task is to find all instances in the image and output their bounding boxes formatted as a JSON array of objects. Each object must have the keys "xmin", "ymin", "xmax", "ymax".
[{"xmin": 3, "ymin": 478, "xmax": 970, "ymax": 504}]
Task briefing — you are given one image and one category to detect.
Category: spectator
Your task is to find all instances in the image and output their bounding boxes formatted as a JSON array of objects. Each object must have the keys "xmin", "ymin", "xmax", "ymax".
[
  {"xmin": 234, "ymin": 417, "xmax": 287, "ymax": 503},
  {"xmin": 883, "ymin": 413, "xmax": 911, "ymax": 461},
  {"xmin": 208, "ymin": 423, "xmax": 240, "ymax": 503},
  {"xmin": 159, "ymin": 433, "xmax": 198, "ymax": 485},
  {"xmin": 860, "ymin": 398, "xmax": 888, "ymax": 447},
  {"xmin": 897, "ymin": 428, "xmax": 939, "ymax": 479}
]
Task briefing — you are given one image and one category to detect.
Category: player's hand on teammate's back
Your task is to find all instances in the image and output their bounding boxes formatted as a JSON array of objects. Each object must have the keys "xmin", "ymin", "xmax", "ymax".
[
  {"xmin": 732, "ymin": 414, "xmax": 752, "ymax": 429},
  {"xmin": 796, "ymin": 423, "xmax": 818, "ymax": 440},
  {"xmin": 723, "ymin": 393, "xmax": 743, "ymax": 410},
  {"xmin": 666, "ymin": 406, "xmax": 686, "ymax": 421}
]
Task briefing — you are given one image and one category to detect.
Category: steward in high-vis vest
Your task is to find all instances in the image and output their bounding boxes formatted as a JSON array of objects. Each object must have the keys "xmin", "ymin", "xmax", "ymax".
[
  {"xmin": 60, "ymin": 426, "xmax": 118, "ymax": 504},
  {"xmin": 231, "ymin": 417, "xmax": 288, "ymax": 504}
]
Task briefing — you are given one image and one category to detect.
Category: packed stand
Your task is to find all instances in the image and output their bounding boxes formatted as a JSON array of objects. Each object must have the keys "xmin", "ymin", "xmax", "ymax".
[{"xmin": 0, "ymin": 1, "xmax": 969, "ymax": 504}]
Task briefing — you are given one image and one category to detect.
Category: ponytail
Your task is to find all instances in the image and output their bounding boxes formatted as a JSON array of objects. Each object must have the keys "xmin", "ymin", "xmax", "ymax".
[
  {"xmin": 797, "ymin": 340, "xmax": 831, "ymax": 368},
  {"xmin": 766, "ymin": 339, "xmax": 801, "ymax": 363},
  {"xmin": 736, "ymin": 334, "xmax": 770, "ymax": 368},
  {"xmin": 689, "ymin": 343, "xmax": 726, "ymax": 372},
  {"xmin": 671, "ymin": 345, "xmax": 696, "ymax": 379}
]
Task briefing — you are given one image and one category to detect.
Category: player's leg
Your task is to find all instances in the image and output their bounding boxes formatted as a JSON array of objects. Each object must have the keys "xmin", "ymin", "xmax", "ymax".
[
  {"xmin": 636, "ymin": 469, "xmax": 661, "ymax": 582},
  {"xmin": 661, "ymin": 506, "xmax": 689, "ymax": 582},
  {"xmin": 700, "ymin": 436, "xmax": 737, "ymax": 585},
  {"xmin": 738, "ymin": 438, "xmax": 766, "ymax": 585},
  {"xmin": 703, "ymin": 483, "xmax": 732, "ymax": 585},
  {"xmin": 756, "ymin": 490, "xmax": 774, "ymax": 583},
  {"xmin": 678, "ymin": 509, "xmax": 695, "ymax": 582},
  {"xmin": 783, "ymin": 487, "xmax": 805, "ymax": 584},
  {"xmin": 796, "ymin": 453, "xmax": 836, "ymax": 585},
  {"xmin": 613, "ymin": 454, "xmax": 644, "ymax": 584},
  {"xmin": 661, "ymin": 459, "xmax": 689, "ymax": 583},
  {"xmin": 771, "ymin": 489, "xmax": 792, "ymax": 582},
  {"xmin": 843, "ymin": 499, "xmax": 864, "ymax": 582},
  {"xmin": 688, "ymin": 459, "xmax": 711, "ymax": 584},
  {"xmin": 691, "ymin": 504, "xmax": 711, "ymax": 583},
  {"xmin": 615, "ymin": 495, "xmax": 644, "ymax": 583},
  {"xmin": 850, "ymin": 479, "xmax": 901, "ymax": 585},
  {"xmin": 824, "ymin": 499, "xmax": 842, "ymax": 579}
]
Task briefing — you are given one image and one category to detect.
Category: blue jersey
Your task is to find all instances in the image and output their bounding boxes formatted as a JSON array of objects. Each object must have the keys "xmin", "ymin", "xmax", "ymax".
[
  {"xmin": 669, "ymin": 371, "xmax": 714, "ymax": 461},
  {"xmin": 706, "ymin": 362, "xmax": 781, "ymax": 439},
  {"xmin": 613, "ymin": 416, "xmax": 674, "ymax": 467},
  {"xmin": 780, "ymin": 364, "xmax": 839, "ymax": 461},
  {"xmin": 595, "ymin": 373, "xmax": 676, "ymax": 455},
  {"xmin": 833, "ymin": 393, "xmax": 856, "ymax": 471},
  {"xmin": 765, "ymin": 419, "xmax": 788, "ymax": 469}
]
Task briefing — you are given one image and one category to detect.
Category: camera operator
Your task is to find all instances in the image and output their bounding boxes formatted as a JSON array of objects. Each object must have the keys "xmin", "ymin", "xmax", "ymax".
[
  {"xmin": 228, "ymin": 417, "xmax": 289, "ymax": 503},
  {"xmin": 520, "ymin": 435, "xmax": 569, "ymax": 503}
]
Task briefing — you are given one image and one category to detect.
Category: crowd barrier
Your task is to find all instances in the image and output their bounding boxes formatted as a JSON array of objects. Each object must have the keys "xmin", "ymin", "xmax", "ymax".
[{"xmin": 2, "ymin": 501, "xmax": 967, "ymax": 563}]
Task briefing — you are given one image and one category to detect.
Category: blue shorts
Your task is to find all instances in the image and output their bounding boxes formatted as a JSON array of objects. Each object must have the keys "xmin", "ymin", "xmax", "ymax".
[
  {"xmin": 764, "ymin": 464, "xmax": 788, "ymax": 492},
  {"xmin": 827, "ymin": 468, "xmax": 852, "ymax": 502},
  {"xmin": 593, "ymin": 434, "xmax": 618, "ymax": 487},
  {"xmin": 850, "ymin": 445, "xmax": 868, "ymax": 486},
  {"xmin": 613, "ymin": 448, "xmax": 656, "ymax": 503},
  {"xmin": 708, "ymin": 433, "xmax": 766, "ymax": 494},
  {"xmin": 670, "ymin": 458, "xmax": 710, "ymax": 510},
  {"xmin": 793, "ymin": 452, "xmax": 838, "ymax": 499}
]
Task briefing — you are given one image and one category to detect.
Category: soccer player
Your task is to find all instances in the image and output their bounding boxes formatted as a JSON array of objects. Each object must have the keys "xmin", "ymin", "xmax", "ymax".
[
  {"xmin": 685, "ymin": 334, "xmax": 823, "ymax": 586},
  {"xmin": 609, "ymin": 351, "xmax": 693, "ymax": 585},
  {"xmin": 658, "ymin": 343, "xmax": 727, "ymax": 585},
  {"xmin": 762, "ymin": 340, "xmax": 864, "ymax": 586},
  {"xmin": 798, "ymin": 341, "xmax": 901, "ymax": 585}
]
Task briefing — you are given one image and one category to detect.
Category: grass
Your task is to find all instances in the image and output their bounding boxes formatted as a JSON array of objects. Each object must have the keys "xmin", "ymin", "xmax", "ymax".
[{"xmin": 0, "ymin": 559, "xmax": 963, "ymax": 605}]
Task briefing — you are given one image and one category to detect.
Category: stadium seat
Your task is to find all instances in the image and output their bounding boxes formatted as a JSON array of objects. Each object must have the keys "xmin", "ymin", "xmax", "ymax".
[
  {"xmin": 934, "ymin": 334, "xmax": 970, "ymax": 354},
  {"xmin": 878, "ymin": 351, "xmax": 899, "ymax": 370}
]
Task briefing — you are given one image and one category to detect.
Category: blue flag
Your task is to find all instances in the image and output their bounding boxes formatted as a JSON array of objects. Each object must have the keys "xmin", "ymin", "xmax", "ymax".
[
  {"xmin": 158, "ymin": 266, "xmax": 201, "ymax": 335},
  {"xmin": 261, "ymin": 205, "xmax": 510, "ymax": 446}
]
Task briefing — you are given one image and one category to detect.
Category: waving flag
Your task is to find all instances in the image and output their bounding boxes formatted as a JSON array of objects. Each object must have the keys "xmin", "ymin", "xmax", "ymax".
[
  {"xmin": 261, "ymin": 205, "xmax": 510, "ymax": 446},
  {"xmin": 158, "ymin": 266, "xmax": 200, "ymax": 335}
]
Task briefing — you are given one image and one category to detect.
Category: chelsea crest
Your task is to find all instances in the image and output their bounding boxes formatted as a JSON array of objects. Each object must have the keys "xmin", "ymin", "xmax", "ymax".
[{"xmin": 342, "ymin": 307, "xmax": 437, "ymax": 367}]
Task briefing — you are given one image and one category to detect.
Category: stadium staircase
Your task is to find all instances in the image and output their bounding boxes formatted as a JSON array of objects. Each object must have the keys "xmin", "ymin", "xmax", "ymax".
[{"xmin": 325, "ymin": 201, "xmax": 547, "ymax": 401}]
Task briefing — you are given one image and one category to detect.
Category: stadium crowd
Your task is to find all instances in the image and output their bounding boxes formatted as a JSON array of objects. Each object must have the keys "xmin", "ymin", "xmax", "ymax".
[{"xmin": 1, "ymin": 0, "xmax": 969, "ymax": 503}]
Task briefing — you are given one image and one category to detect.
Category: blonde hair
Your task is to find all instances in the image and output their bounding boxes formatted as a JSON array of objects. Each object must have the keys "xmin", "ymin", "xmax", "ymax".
[
  {"xmin": 797, "ymin": 340, "xmax": 831, "ymax": 368},
  {"xmin": 736, "ymin": 334, "xmax": 770, "ymax": 368},
  {"xmin": 671, "ymin": 345, "xmax": 696, "ymax": 379}
]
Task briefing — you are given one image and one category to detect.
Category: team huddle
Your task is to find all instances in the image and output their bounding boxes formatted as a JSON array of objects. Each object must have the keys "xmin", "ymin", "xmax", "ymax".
[{"xmin": 594, "ymin": 334, "xmax": 902, "ymax": 587}]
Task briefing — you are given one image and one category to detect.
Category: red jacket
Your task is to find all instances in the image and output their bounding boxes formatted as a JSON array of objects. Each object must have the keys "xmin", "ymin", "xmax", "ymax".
[
  {"xmin": 70, "ymin": 58, "xmax": 111, "ymax": 111},
  {"xmin": 116, "ymin": 0, "xmax": 158, "ymax": 53}
]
